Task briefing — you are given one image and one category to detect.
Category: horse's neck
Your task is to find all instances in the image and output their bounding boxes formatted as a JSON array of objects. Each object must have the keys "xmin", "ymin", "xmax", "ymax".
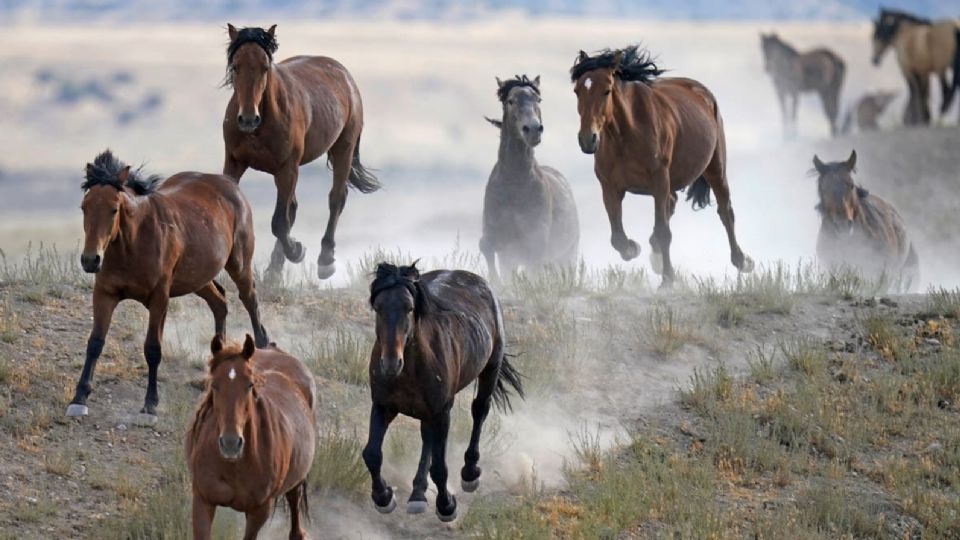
[
  {"xmin": 607, "ymin": 82, "xmax": 654, "ymax": 142},
  {"xmin": 496, "ymin": 125, "xmax": 536, "ymax": 175},
  {"xmin": 261, "ymin": 65, "xmax": 289, "ymax": 122},
  {"xmin": 113, "ymin": 194, "xmax": 154, "ymax": 253}
]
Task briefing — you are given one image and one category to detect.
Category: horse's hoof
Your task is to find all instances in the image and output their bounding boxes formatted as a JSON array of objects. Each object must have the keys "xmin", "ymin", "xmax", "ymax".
[
  {"xmin": 65, "ymin": 403, "xmax": 88, "ymax": 417},
  {"xmin": 135, "ymin": 412, "xmax": 158, "ymax": 427},
  {"xmin": 461, "ymin": 477, "xmax": 480, "ymax": 493},
  {"xmin": 649, "ymin": 250, "xmax": 664, "ymax": 275},
  {"xmin": 738, "ymin": 255, "xmax": 755, "ymax": 274},
  {"xmin": 407, "ymin": 500, "xmax": 428, "ymax": 514},
  {"xmin": 658, "ymin": 279, "xmax": 675, "ymax": 292},
  {"xmin": 285, "ymin": 241, "xmax": 306, "ymax": 264},
  {"xmin": 374, "ymin": 491, "xmax": 397, "ymax": 514},
  {"xmin": 436, "ymin": 500, "xmax": 458, "ymax": 523},
  {"xmin": 620, "ymin": 240, "xmax": 640, "ymax": 261},
  {"xmin": 316, "ymin": 261, "xmax": 336, "ymax": 280}
]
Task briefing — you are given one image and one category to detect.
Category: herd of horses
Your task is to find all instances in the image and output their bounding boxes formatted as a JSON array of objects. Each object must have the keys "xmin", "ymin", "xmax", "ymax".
[{"xmin": 62, "ymin": 8, "xmax": 937, "ymax": 537}]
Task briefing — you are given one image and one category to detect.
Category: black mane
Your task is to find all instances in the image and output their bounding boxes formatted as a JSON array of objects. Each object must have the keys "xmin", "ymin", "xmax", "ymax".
[
  {"xmin": 763, "ymin": 34, "xmax": 799, "ymax": 57},
  {"xmin": 81, "ymin": 149, "xmax": 161, "ymax": 195},
  {"xmin": 879, "ymin": 8, "xmax": 932, "ymax": 26},
  {"xmin": 496, "ymin": 75, "xmax": 540, "ymax": 102},
  {"xmin": 569, "ymin": 45, "xmax": 664, "ymax": 85},
  {"xmin": 226, "ymin": 26, "xmax": 279, "ymax": 65}
]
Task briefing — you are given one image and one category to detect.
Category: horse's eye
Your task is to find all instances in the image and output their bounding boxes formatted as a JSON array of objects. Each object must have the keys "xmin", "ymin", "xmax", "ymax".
[
  {"xmin": 604, "ymin": 90, "xmax": 611, "ymax": 96},
  {"xmin": 247, "ymin": 382, "xmax": 254, "ymax": 391},
  {"xmin": 507, "ymin": 99, "xmax": 514, "ymax": 105},
  {"xmin": 112, "ymin": 208, "xmax": 118, "ymax": 214}
]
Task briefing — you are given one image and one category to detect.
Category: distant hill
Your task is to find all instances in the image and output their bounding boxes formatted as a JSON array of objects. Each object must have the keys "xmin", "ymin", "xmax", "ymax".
[{"xmin": 5, "ymin": 0, "xmax": 958, "ymax": 22}]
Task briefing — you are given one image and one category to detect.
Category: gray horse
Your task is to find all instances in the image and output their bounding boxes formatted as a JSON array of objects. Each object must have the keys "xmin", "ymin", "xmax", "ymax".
[{"xmin": 479, "ymin": 75, "xmax": 579, "ymax": 282}]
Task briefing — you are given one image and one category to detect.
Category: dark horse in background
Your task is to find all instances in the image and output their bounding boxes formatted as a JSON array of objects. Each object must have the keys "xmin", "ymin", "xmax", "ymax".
[
  {"xmin": 812, "ymin": 151, "xmax": 919, "ymax": 293},
  {"xmin": 571, "ymin": 46, "xmax": 753, "ymax": 289},
  {"xmin": 222, "ymin": 25, "xmax": 380, "ymax": 280},
  {"xmin": 480, "ymin": 74, "xmax": 579, "ymax": 283},
  {"xmin": 872, "ymin": 9, "xmax": 960, "ymax": 125},
  {"xmin": 362, "ymin": 263, "xmax": 523, "ymax": 521},
  {"xmin": 760, "ymin": 33, "xmax": 846, "ymax": 136},
  {"xmin": 68, "ymin": 150, "xmax": 269, "ymax": 421}
]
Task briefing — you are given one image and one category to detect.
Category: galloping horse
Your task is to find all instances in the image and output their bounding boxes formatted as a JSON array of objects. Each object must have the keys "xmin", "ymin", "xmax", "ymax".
[
  {"xmin": 570, "ymin": 46, "xmax": 754, "ymax": 289},
  {"xmin": 222, "ymin": 24, "xmax": 380, "ymax": 280},
  {"xmin": 872, "ymin": 9, "xmax": 960, "ymax": 125},
  {"xmin": 188, "ymin": 335, "xmax": 316, "ymax": 540},
  {"xmin": 480, "ymin": 74, "xmax": 580, "ymax": 282},
  {"xmin": 68, "ymin": 150, "xmax": 269, "ymax": 420},
  {"xmin": 760, "ymin": 33, "xmax": 846, "ymax": 136},
  {"xmin": 362, "ymin": 263, "xmax": 523, "ymax": 521},
  {"xmin": 812, "ymin": 151, "xmax": 919, "ymax": 292}
]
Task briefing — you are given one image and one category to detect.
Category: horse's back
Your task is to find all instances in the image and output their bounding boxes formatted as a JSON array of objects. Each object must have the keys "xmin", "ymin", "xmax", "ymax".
[{"xmin": 539, "ymin": 166, "xmax": 580, "ymax": 262}]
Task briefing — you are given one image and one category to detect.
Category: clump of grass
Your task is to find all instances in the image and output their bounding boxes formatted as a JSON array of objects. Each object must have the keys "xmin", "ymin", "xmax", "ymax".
[
  {"xmin": 0, "ymin": 243, "xmax": 90, "ymax": 290},
  {"xmin": 594, "ymin": 265, "xmax": 649, "ymax": 295},
  {"xmin": 779, "ymin": 337, "xmax": 828, "ymax": 377},
  {"xmin": 567, "ymin": 423, "xmax": 604, "ymax": 480},
  {"xmin": 746, "ymin": 345, "xmax": 777, "ymax": 384},
  {"xmin": 43, "ymin": 450, "xmax": 72, "ymax": 477},
  {"xmin": 862, "ymin": 313, "xmax": 909, "ymax": 361},
  {"xmin": 345, "ymin": 247, "xmax": 413, "ymax": 291},
  {"xmin": 679, "ymin": 364, "xmax": 733, "ymax": 415},
  {"xmin": 309, "ymin": 419, "xmax": 368, "ymax": 497},
  {"xmin": 797, "ymin": 480, "xmax": 885, "ymax": 537},
  {"xmin": 301, "ymin": 327, "xmax": 370, "ymax": 387},
  {"xmin": 510, "ymin": 260, "xmax": 588, "ymax": 308},
  {"xmin": 926, "ymin": 287, "xmax": 960, "ymax": 319},
  {"xmin": 639, "ymin": 304, "xmax": 697, "ymax": 356},
  {"xmin": 96, "ymin": 455, "xmax": 191, "ymax": 539}
]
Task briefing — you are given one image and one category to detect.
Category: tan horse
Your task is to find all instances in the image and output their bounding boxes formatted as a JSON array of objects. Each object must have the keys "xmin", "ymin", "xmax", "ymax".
[
  {"xmin": 570, "ymin": 46, "xmax": 753, "ymax": 289},
  {"xmin": 188, "ymin": 335, "xmax": 317, "ymax": 540},
  {"xmin": 872, "ymin": 9, "xmax": 960, "ymax": 125},
  {"xmin": 223, "ymin": 25, "xmax": 380, "ymax": 280},
  {"xmin": 813, "ymin": 151, "xmax": 919, "ymax": 292},
  {"xmin": 760, "ymin": 33, "xmax": 846, "ymax": 136}
]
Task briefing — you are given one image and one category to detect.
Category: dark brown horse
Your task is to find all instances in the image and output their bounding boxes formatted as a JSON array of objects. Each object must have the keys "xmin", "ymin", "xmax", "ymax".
[
  {"xmin": 222, "ymin": 24, "xmax": 380, "ymax": 280},
  {"xmin": 760, "ymin": 33, "xmax": 846, "ymax": 136},
  {"xmin": 570, "ymin": 46, "xmax": 754, "ymax": 289},
  {"xmin": 813, "ymin": 151, "xmax": 919, "ymax": 292},
  {"xmin": 481, "ymin": 74, "xmax": 580, "ymax": 282},
  {"xmin": 188, "ymin": 335, "xmax": 316, "ymax": 540},
  {"xmin": 67, "ymin": 150, "xmax": 269, "ymax": 421},
  {"xmin": 362, "ymin": 263, "xmax": 523, "ymax": 521}
]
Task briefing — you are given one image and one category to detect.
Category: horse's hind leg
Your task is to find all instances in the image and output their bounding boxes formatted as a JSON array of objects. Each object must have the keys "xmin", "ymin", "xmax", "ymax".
[
  {"xmin": 407, "ymin": 422, "xmax": 433, "ymax": 514},
  {"xmin": 819, "ymin": 85, "xmax": 841, "ymax": 136},
  {"xmin": 428, "ymin": 408, "xmax": 457, "ymax": 522},
  {"xmin": 460, "ymin": 342, "xmax": 502, "ymax": 493},
  {"xmin": 284, "ymin": 482, "xmax": 307, "ymax": 540},
  {"xmin": 362, "ymin": 404, "xmax": 398, "ymax": 513},
  {"xmin": 194, "ymin": 281, "xmax": 227, "ymax": 342},
  {"xmin": 266, "ymin": 164, "xmax": 305, "ymax": 277},
  {"xmin": 227, "ymin": 256, "xmax": 269, "ymax": 348},
  {"xmin": 141, "ymin": 292, "xmax": 169, "ymax": 420},
  {"xmin": 703, "ymin": 146, "xmax": 753, "ymax": 274},
  {"xmin": 316, "ymin": 134, "xmax": 355, "ymax": 280},
  {"xmin": 242, "ymin": 501, "xmax": 272, "ymax": 540},
  {"xmin": 648, "ymin": 193, "xmax": 676, "ymax": 275},
  {"xmin": 66, "ymin": 288, "xmax": 118, "ymax": 417}
]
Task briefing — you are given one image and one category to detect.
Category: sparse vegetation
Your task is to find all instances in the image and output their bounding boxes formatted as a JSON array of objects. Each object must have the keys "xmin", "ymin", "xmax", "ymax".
[
  {"xmin": 309, "ymin": 419, "xmax": 368, "ymax": 497},
  {"xmin": 638, "ymin": 303, "xmax": 698, "ymax": 356}
]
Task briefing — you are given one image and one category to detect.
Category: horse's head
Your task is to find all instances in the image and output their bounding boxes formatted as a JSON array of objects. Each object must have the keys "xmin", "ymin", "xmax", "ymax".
[
  {"xmin": 226, "ymin": 24, "xmax": 278, "ymax": 133},
  {"xmin": 571, "ymin": 50, "xmax": 622, "ymax": 154},
  {"xmin": 369, "ymin": 262, "xmax": 422, "ymax": 378},
  {"xmin": 487, "ymin": 75, "xmax": 543, "ymax": 148},
  {"xmin": 813, "ymin": 150, "xmax": 865, "ymax": 234},
  {"xmin": 872, "ymin": 12, "xmax": 898, "ymax": 65},
  {"xmin": 207, "ymin": 334, "xmax": 260, "ymax": 461},
  {"xmin": 759, "ymin": 33, "xmax": 778, "ymax": 73}
]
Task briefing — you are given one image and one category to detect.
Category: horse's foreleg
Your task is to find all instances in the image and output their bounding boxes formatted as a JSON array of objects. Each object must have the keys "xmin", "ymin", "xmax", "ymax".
[
  {"xmin": 461, "ymin": 347, "xmax": 501, "ymax": 494},
  {"xmin": 194, "ymin": 281, "xmax": 227, "ymax": 342},
  {"xmin": 191, "ymin": 496, "xmax": 216, "ymax": 540},
  {"xmin": 407, "ymin": 422, "xmax": 433, "ymax": 514},
  {"xmin": 601, "ymin": 184, "xmax": 639, "ymax": 261},
  {"xmin": 141, "ymin": 293, "xmax": 169, "ymax": 419},
  {"xmin": 917, "ymin": 73, "xmax": 932, "ymax": 124},
  {"xmin": 242, "ymin": 501, "xmax": 272, "ymax": 540},
  {"xmin": 939, "ymin": 70, "xmax": 954, "ymax": 117},
  {"xmin": 362, "ymin": 404, "xmax": 398, "ymax": 513},
  {"xmin": 66, "ymin": 289, "xmax": 118, "ymax": 417},
  {"xmin": 428, "ymin": 409, "xmax": 457, "ymax": 522},
  {"xmin": 266, "ymin": 164, "xmax": 304, "ymax": 276},
  {"xmin": 648, "ymin": 192, "xmax": 677, "ymax": 275},
  {"xmin": 789, "ymin": 92, "xmax": 799, "ymax": 136},
  {"xmin": 284, "ymin": 482, "xmax": 307, "ymax": 540},
  {"xmin": 317, "ymin": 139, "xmax": 354, "ymax": 281},
  {"xmin": 479, "ymin": 235, "xmax": 499, "ymax": 284}
]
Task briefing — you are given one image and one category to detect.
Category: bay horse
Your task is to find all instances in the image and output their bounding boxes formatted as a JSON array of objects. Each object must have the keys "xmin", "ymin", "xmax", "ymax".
[
  {"xmin": 68, "ymin": 150, "xmax": 269, "ymax": 421},
  {"xmin": 840, "ymin": 91, "xmax": 897, "ymax": 133},
  {"xmin": 812, "ymin": 151, "xmax": 919, "ymax": 292},
  {"xmin": 570, "ymin": 46, "xmax": 754, "ymax": 289},
  {"xmin": 480, "ymin": 74, "xmax": 580, "ymax": 282},
  {"xmin": 760, "ymin": 33, "xmax": 846, "ymax": 136},
  {"xmin": 872, "ymin": 9, "xmax": 960, "ymax": 125},
  {"xmin": 362, "ymin": 262, "xmax": 524, "ymax": 521},
  {"xmin": 222, "ymin": 24, "xmax": 380, "ymax": 280},
  {"xmin": 187, "ymin": 335, "xmax": 317, "ymax": 540}
]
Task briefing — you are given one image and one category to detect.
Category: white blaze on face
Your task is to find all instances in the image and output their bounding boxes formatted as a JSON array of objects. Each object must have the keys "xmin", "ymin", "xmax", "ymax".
[
  {"xmin": 228, "ymin": 367, "xmax": 236, "ymax": 380},
  {"xmin": 584, "ymin": 78, "xmax": 593, "ymax": 90}
]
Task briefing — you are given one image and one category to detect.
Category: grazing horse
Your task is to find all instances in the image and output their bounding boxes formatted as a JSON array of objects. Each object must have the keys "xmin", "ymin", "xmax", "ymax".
[
  {"xmin": 813, "ymin": 151, "xmax": 919, "ymax": 292},
  {"xmin": 840, "ymin": 91, "xmax": 898, "ymax": 133},
  {"xmin": 872, "ymin": 9, "xmax": 960, "ymax": 125},
  {"xmin": 362, "ymin": 263, "xmax": 523, "ymax": 521},
  {"xmin": 570, "ymin": 46, "xmax": 754, "ymax": 289},
  {"xmin": 68, "ymin": 150, "xmax": 269, "ymax": 420},
  {"xmin": 480, "ymin": 74, "xmax": 580, "ymax": 282},
  {"xmin": 760, "ymin": 33, "xmax": 846, "ymax": 136},
  {"xmin": 222, "ymin": 24, "xmax": 380, "ymax": 280},
  {"xmin": 188, "ymin": 335, "xmax": 317, "ymax": 540}
]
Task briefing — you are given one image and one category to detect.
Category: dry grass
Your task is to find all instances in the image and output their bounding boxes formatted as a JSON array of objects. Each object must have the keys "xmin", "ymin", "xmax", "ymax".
[{"xmin": 638, "ymin": 304, "xmax": 699, "ymax": 356}]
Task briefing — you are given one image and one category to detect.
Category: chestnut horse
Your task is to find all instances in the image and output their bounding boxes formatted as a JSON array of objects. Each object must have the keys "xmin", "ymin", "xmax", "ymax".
[
  {"xmin": 363, "ymin": 263, "xmax": 523, "ymax": 521},
  {"xmin": 188, "ymin": 335, "xmax": 317, "ymax": 540},
  {"xmin": 571, "ymin": 46, "xmax": 754, "ymax": 289},
  {"xmin": 812, "ymin": 151, "xmax": 919, "ymax": 292},
  {"xmin": 67, "ymin": 150, "xmax": 269, "ymax": 421},
  {"xmin": 222, "ymin": 24, "xmax": 380, "ymax": 280}
]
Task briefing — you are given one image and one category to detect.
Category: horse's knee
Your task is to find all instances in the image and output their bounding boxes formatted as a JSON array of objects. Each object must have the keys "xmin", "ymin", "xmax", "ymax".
[{"xmin": 144, "ymin": 343, "xmax": 162, "ymax": 367}]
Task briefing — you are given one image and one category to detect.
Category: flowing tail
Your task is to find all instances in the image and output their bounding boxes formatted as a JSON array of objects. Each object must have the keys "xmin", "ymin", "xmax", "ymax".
[
  {"xmin": 686, "ymin": 176, "xmax": 712, "ymax": 210},
  {"xmin": 347, "ymin": 133, "xmax": 381, "ymax": 193},
  {"xmin": 945, "ymin": 29, "xmax": 960, "ymax": 116},
  {"xmin": 491, "ymin": 354, "xmax": 525, "ymax": 413}
]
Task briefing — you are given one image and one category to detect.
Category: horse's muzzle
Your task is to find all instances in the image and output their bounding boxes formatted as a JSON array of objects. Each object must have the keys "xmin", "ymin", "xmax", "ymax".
[
  {"xmin": 219, "ymin": 434, "xmax": 244, "ymax": 460},
  {"xmin": 578, "ymin": 132, "xmax": 598, "ymax": 154},
  {"xmin": 80, "ymin": 253, "xmax": 101, "ymax": 274},
  {"xmin": 237, "ymin": 114, "xmax": 261, "ymax": 133},
  {"xmin": 379, "ymin": 357, "xmax": 404, "ymax": 378}
]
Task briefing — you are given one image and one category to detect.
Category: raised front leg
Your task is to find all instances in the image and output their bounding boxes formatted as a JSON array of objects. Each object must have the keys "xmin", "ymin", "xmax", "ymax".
[
  {"xmin": 67, "ymin": 288, "xmax": 118, "ymax": 417},
  {"xmin": 429, "ymin": 408, "xmax": 457, "ymax": 522},
  {"xmin": 141, "ymin": 293, "xmax": 169, "ymax": 419},
  {"xmin": 316, "ymin": 138, "xmax": 354, "ymax": 280},
  {"xmin": 191, "ymin": 495, "xmax": 216, "ymax": 540},
  {"xmin": 362, "ymin": 404, "xmax": 398, "ymax": 513},
  {"xmin": 407, "ymin": 422, "xmax": 433, "ymax": 514},
  {"xmin": 266, "ymin": 163, "xmax": 305, "ymax": 277},
  {"xmin": 242, "ymin": 501, "xmax": 273, "ymax": 540},
  {"xmin": 600, "ymin": 183, "xmax": 639, "ymax": 261}
]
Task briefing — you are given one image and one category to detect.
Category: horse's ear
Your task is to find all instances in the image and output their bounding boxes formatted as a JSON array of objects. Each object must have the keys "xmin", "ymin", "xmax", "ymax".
[
  {"xmin": 845, "ymin": 150, "xmax": 857, "ymax": 172},
  {"xmin": 242, "ymin": 334, "xmax": 256, "ymax": 360},
  {"xmin": 612, "ymin": 51, "xmax": 624, "ymax": 70},
  {"xmin": 857, "ymin": 186, "xmax": 870, "ymax": 199},
  {"xmin": 403, "ymin": 260, "xmax": 421, "ymax": 281},
  {"xmin": 267, "ymin": 24, "xmax": 277, "ymax": 38},
  {"xmin": 813, "ymin": 155, "xmax": 827, "ymax": 175},
  {"xmin": 117, "ymin": 165, "xmax": 131, "ymax": 185},
  {"xmin": 532, "ymin": 75, "xmax": 541, "ymax": 89},
  {"xmin": 495, "ymin": 76, "xmax": 504, "ymax": 89},
  {"xmin": 227, "ymin": 23, "xmax": 238, "ymax": 42},
  {"xmin": 211, "ymin": 335, "xmax": 224, "ymax": 355},
  {"xmin": 577, "ymin": 50, "xmax": 588, "ymax": 62},
  {"xmin": 484, "ymin": 116, "xmax": 503, "ymax": 129}
]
